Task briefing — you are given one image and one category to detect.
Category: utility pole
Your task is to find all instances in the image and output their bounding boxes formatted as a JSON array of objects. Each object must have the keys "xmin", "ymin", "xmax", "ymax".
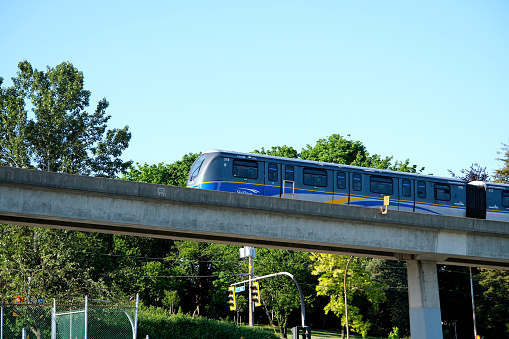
[
  {"xmin": 470, "ymin": 267, "xmax": 478, "ymax": 339},
  {"xmin": 240, "ymin": 246, "xmax": 256, "ymax": 327},
  {"xmin": 249, "ymin": 254, "xmax": 254, "ymax": 327}
]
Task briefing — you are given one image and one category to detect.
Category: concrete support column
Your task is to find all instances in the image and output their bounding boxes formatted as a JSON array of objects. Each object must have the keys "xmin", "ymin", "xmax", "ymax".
[{"xmin": 406, "ymin": 260, "xmax": 443, "ymax": 339}]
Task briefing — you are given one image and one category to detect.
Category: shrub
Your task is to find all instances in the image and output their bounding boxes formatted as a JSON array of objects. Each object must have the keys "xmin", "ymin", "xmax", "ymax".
[{"xmin": 137, "ymin": 307, "xmax": 278, "ymax": 339}]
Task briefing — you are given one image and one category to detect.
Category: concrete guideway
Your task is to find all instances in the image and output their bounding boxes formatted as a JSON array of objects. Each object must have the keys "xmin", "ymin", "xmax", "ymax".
[
  {"xmin": 0, "ymin": 166, "xmax": 507, "ymax": 269},
  {"xmin": 0, "ymin": 166, "xmax": 508, "ymax": 339}
]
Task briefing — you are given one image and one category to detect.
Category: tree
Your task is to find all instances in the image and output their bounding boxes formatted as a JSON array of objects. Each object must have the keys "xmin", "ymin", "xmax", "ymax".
[
  {"xmin": 300, "ymin": 134, "xmax": 425, "ymax": 173},
  {"xmin": 493, "ymin": 141, "xmax": 509, "ymax": 183},
  {"xmin": 123, "ymin": 152, "xmax": 200, "ymax": 187},
  {"xmin": 0, "ymin": 60, "xmax": 132, "ymax": 176},
  {"xmin": 300, "ymin": 134, "xmax": 391, "ymax": 169},
  {"xmin": 0, "ymin": 61, "xmax": 133, "ymax": 338},
  {"xmin": 448, "ymin": 163, "xmax": 489, "ymax": 182},
  {"xmin": 255, "ymin": 249, "xmax": 316, "ymax": 338},
  {"xmin": 253, "ymin": 146, "xmax": 299, "ymax": 159},
  {"xmin": 476, "ymin": 269, "xmax": 509, "ymax": 337},
  {"xmin": 365, "ymin": 259, "xmax": 410, "ymax": 338},
  {"xmin": 310, "ymin": 254, "xmax": 386, "ymax": 337}
]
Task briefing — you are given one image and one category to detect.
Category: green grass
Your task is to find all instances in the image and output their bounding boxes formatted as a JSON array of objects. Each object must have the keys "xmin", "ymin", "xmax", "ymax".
[
  {"xmin": 261, "ymin": 327, "xmax": 384, "ymax": 339},
  {"xmin": 307, "ymin": 328, "xmax": 383, "ymax": 339}
]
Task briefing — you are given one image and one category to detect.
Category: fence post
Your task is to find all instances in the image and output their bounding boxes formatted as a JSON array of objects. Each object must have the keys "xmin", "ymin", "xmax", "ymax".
[
  {"xmin": 133, "ymin": 294, "xmax": 139, "ymax": 339},
  {"xmin": 85, "ymin": 295, "xmax": 88, "ymax": 339},
  {"xmin": 1, "ymin": 304, "xmax": 3, "ymax": 339},
  {"xmin": 51, "ymin": 299, "xmax": 56, "ymax": 339}
]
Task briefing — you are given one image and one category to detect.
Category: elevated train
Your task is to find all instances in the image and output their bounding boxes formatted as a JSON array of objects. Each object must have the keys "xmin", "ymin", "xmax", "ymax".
[{"xmin": 186, "ymin": 150, "xmax": 509, "ymax": 222}]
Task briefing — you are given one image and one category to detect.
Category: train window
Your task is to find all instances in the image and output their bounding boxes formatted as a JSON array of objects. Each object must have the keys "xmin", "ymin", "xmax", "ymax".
[
  {"xmin": 303, "ymin": 168, "xmax": 327, "ymax": 187},
  {"xmin": 503, "ymin": 191, "xmax": 509, "ymax": 208},
  {"xmin": 353, "ymin": 173, "xmax": 362, "ymax": 191},
  {"xmin": 285, "ymin": 166, "xmax": 294, "ymax": 181},
  {"xmin": 402, "ymin": 179, "xmax": 411, "ymax": 197},
  {"xmin": 435, "ymin": 184, "xmax": 451, "ymax": 201},
  {"xmin": 268, "ymin": 163, "xmax": 278, "ymax": 182},
  {"xmin": 189, "ymin": 154, "xmax": 207, "ymax": 181},
  {"xmin": 337, "ymin": 171, "xmax": 347, "ymax": 190},
  {"xmin": 417, "ymin": 181, "xmax": 426, "ymax": 198},
  {"xmin": 370, "ymin": 176, "xmax": 393, "ymax": 195},
  {"xmin": 233, "ymin": 159, "xmax": 258, "ymax": 179}
]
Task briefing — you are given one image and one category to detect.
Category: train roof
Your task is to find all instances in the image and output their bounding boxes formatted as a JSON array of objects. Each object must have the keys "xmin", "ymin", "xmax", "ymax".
[{"xmin": 201, "ymin": 149, "xmax": 467, "ymax": 184}]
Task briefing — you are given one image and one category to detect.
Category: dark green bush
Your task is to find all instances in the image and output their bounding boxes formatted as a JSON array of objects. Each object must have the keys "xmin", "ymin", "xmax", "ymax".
[{"xmin": 137, "ymin": 307, "xmax": 278, "ymax": 339}]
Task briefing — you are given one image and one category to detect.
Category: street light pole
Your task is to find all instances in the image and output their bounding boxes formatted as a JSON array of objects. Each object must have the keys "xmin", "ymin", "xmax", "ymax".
[{"xmin": 344, "ymin": 256, "xmax": 353, "ymax": 339}]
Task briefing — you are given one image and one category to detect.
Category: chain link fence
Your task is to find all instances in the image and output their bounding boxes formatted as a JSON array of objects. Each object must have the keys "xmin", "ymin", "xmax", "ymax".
[{"xmin": 0, "ymin": 296, "xmax": 138, "ymax": 339}]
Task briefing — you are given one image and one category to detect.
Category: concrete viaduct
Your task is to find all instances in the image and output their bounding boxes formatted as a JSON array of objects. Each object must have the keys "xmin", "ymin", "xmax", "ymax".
[{"xmin": 0, "ymin": 166, "xmax": 508, "ymax": 339}]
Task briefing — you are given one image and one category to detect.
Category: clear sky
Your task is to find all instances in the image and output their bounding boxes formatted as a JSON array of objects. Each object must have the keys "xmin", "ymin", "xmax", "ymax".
[{"xmin": 1, "ymin": 1, "xmax": 508, "ymax": 177}]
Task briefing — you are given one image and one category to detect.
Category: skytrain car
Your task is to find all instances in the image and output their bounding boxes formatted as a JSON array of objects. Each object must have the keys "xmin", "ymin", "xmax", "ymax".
[
  {"xmin": 186, "ymin": 150, "xmax": 475, "ymax": 218},
  {"xmin": 485, "ymin": 182, "xmax": 509, "ymax": 221}
]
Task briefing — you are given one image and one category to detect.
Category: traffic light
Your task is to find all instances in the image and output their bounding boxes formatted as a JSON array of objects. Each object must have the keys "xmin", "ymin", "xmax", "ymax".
[
  {"xmin": 251, "ymin": 281, "xmax": 261, "ymax": 307},
  {"xmin": 13, "ymin": 295, "xmax": 23, "ymax": 317},
  {"xmin": 227, "ymin": 286, "xmax": 236, "ymax": 311}
]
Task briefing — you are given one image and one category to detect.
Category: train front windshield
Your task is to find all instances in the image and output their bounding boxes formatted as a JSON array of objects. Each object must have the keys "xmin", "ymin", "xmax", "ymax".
[{"xmin": 187, "ymin": 154, "xmax": 208, "ymax": 185}]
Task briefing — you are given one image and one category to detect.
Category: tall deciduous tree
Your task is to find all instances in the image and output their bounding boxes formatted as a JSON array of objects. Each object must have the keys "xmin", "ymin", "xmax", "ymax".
[
  {"xmin": 255, "ymin": 249, "xmax": 316, "ymax": 339},
  {"xmin": 0, "ymin": 61, "xmax": 133, "ymax": 338},
  {"xmin": 494, "ymin": 141, "xmax": 509, "ymax": 183},
  {"xmin": 0, "ymin": 60, "xmax": 132, "ymax": 176},
  {"xmin": 476, "ymin": 269, "xmax": 509, "ymax": 337},
  {"xmin": 311, "ymin": 254, "xmax": 386, "ymax": 337}
]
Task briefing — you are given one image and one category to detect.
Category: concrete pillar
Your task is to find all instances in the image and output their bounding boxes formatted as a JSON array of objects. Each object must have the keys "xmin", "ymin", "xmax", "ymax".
[{"xmin": 406, "ymin": 260, "xmax": 443, "ymax": 339}]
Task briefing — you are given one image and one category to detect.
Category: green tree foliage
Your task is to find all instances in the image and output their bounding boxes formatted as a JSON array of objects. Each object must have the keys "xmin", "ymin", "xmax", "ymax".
[
  {"xmin": 0, "ymin": 60, "xmax": 132, "ymax": 176},
  {"xmin": 301, "ymin": 134, "xmax": 424, "ymax": 173},
  {"xmin": 254, "ymin": 146, "xmax": 299, "ymax": 159},
  {"xmin": 255, "ymin": 249, "xmax": 316, "ymax": 338},
  {"xmin": 123, "ymin": 153, "xmax": 200, "ymax": 187},
  {"xmin": 476, "ymin": 269, "xmax": 509, "ymax": 338},
  {"xmin": 310, "ymin": 254, "xmax": 385, "ymax": 337},
  {"xmin": 0, "ymin": 226, "xmax": 111, "ymax": 302},
  {"xmin": 0, "ymin": 61, "xmax": 133, "ymax": 338},
  {"xmin": 494, "ymin": 141, "xmax": 509, "ymax": 183},
  {"xmin": 365, "ymin": 259, "xmax": 409, "ymax": 338}
]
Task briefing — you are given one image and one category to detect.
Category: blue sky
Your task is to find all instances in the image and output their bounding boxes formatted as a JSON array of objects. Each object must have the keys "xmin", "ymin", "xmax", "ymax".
[{"xmin": 1, "ymin": 1, "xmax": 508, "ymax": 177}]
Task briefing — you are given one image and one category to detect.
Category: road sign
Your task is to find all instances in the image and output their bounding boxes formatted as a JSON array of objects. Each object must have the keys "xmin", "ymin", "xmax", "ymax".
[{"xmin": 235, "ymin": 286, "xmax": 245, "ymax": 293}]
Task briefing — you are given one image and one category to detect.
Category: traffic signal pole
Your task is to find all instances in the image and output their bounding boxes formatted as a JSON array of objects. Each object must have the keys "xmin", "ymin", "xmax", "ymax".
[
  {"xmin": 231, "ymin": 271, "xmax": 308, "ymax": 334},
  {"xmin": 248, "ymin": 255, "xmax": 254, "ymax": 327}
]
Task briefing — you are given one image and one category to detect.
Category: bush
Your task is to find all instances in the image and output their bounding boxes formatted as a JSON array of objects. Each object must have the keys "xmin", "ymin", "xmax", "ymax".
[
  {"xmin": 137, "ymin": 307, "xmax": 278, "ymax": 339},
  {"xmin": 388, "ymin": 327, "xmax": 400, "ymax": 339}
]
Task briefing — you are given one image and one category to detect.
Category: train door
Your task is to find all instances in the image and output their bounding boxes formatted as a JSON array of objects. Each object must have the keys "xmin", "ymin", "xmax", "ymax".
[
  {"xmin": 265, "ymin": 162, "xmax": 282, "ymax": 198},
  {"xmin": 368, "ymin": 175, "xmax": 399, "ymax": 210},
  {"xmin": 282, "ymin": 164, "xmax": 296, "ymax": 199},
  {"xmin": 294, "ymin": 166, "xmax": 333, "ymax": 203},
  {"xmin": 399, "ymin": 178, "xmax": 414, "ymax": 212},
  {"xmin": 349, "ymin": 171, "xmax": 365, "ymax": 207},
  {"xmin": 466, "ymin": 182, "xmax": 487, "ymax": 219},
  {"xmin": 333, "ymin": 170, "xmax": 349, "ymax": 205}
]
